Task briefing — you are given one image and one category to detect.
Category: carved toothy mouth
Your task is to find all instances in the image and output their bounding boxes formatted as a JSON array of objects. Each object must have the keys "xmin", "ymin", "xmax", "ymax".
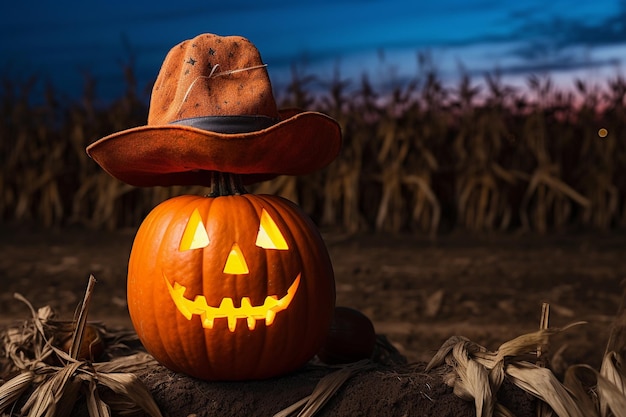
[{"xmin": 164, "ymin": 273, "xmax": 301, "ymax": 332}]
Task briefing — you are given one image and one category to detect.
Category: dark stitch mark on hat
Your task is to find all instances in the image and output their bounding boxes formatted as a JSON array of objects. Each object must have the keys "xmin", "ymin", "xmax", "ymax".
[
  {"xmin": 186, "ymin": 57, "xmax": 196, "ymax": 65},
  {"xmin": 209, "ymin": 48, "xmax": 215, "ymax": 56}
]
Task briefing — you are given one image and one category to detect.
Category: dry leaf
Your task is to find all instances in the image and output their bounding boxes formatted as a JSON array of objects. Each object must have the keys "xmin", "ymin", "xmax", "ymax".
[
  {"xmin": 85, "ymin": 378, "xmax": 112, "ymax": 417},
  {"xmin": 563, "ymin": 365, "xmax": 601, "ymax": 417},
  {"xmin": 599, "ymin": 352, "xmax": 626, "ymax": 417},
  {"xmin": 506, "ymin": 362, "xmax": 585, "ymax": 417},
  {"xmin": 94, "ymin": 372, "xmax": 163, "ymax": 417},
  {"xmin": 451, "ymin": 342, "xmax": 494, "ymax": 417},
  {"xmin": 274, "ymin": 360, "xmax": 374, "ymax": 417},
  {"xmin": 0, "ymin": 371, "xmax": 35, "ymax": 413}
]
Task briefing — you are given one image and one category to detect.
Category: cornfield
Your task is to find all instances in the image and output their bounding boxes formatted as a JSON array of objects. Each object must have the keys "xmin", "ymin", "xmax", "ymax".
[{"xmin": 2, "ymin": 62, "xmax": 625, "ymax": 234}]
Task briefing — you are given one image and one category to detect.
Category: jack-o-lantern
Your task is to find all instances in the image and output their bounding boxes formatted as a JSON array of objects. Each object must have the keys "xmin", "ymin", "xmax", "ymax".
[{"xmin": 127, "ymin": 175, "xmax": 335, "ymax": 380}]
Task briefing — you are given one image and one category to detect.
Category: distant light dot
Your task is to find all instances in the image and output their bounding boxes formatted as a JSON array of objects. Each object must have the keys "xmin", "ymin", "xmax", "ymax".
[{"xmin": 598, "ymin": 128, "xmax": 608, "ymax": 138}]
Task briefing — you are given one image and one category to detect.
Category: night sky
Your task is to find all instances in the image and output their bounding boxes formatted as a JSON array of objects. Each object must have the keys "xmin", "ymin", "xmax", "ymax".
[{"xmin": 2, "ymin": 0, "xmax": 625, "ymax": 102}]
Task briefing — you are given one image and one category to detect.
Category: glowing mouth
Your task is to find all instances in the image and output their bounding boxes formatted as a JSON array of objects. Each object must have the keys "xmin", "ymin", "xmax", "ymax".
[{"xmin": 164, "ymin": 273, "xmax": 301, "ymax": 332}]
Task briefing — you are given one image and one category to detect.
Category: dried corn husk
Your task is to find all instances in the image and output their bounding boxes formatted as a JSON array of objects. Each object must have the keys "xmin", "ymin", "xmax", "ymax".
[
  {"xmin": 274, "ymin": 360, "xmax": 375, "ymax": 417},
  {"xmin": 0, "ymin": 276, "xmax": 163, "ymax": 417},
  {"xmin": 429, "ymin": 302, "xmax": 626, "ymax": 417}
]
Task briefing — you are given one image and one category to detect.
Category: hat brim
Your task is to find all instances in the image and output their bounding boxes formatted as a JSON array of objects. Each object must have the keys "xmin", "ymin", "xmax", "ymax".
[{"xmin": 86, "ymin": 109, "xmax": 342, "ymax": 186}]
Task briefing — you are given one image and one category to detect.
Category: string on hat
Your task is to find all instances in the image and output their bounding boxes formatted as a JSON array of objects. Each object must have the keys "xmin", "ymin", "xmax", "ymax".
[
  {"xmin": 208, "ymin": 63, "xmax": 268, "ymax": 78},
  {"xmin": 178, "ymin": 63, "xmax": 269, "ymax": 109}
]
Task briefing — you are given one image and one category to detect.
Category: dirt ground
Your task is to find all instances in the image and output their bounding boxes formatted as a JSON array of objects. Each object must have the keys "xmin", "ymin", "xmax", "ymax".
[{"xmin": 1, "ymin": 226, "xmax": 625, "ymax": 416}]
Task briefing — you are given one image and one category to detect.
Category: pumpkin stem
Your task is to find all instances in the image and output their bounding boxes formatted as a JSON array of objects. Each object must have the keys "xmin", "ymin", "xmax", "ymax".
[{"xmin": 207, "ymin": 172, "xmax": 248, "ymax": 197}]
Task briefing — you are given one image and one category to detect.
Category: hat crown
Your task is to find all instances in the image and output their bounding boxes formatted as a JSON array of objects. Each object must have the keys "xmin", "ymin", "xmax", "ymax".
[{"xmin": 148, "ymin": 34, "xmax": 279, "ymax": 125}]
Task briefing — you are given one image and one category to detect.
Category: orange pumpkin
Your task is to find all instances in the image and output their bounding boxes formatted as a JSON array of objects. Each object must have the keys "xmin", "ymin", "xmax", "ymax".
[{"xmin": 127, "ymin": 183, "xmax": 335, "ymax": 381}]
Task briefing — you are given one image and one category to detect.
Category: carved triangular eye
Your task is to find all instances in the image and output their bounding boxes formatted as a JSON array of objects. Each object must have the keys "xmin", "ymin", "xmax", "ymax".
[
  {"xmin": 256, "ymin": 209, "xmax": 288, "ymax": 250},
  {"xmin": 180, "ymin": 209, "xmax": 210, "ymax": 251}
]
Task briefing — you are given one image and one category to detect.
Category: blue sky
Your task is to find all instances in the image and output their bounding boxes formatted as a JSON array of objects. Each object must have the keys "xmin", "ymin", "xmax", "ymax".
[{"xmin": 2, "ymin": 0, "xmax": 625, "ymax": 101}]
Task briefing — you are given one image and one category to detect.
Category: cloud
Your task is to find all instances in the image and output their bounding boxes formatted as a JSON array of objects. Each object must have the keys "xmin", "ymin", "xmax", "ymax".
[{"xmin": 502, "ymin": 1, "xmax": 626, "ymax": 71}]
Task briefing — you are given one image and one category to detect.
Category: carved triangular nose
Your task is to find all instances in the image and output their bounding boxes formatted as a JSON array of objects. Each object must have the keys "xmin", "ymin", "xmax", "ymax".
[{"xmin": 223, "ymin": 243, "xmax": 249, "ymax": 274}]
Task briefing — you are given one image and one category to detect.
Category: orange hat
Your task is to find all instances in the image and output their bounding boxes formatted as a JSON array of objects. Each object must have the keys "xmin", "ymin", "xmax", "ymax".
[{"xmin": 86, "ymin": 33, "xmax": 341, "ymax": 186}]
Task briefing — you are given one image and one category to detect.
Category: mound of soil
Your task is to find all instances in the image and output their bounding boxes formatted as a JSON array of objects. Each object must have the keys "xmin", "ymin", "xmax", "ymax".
[{"xmin": 134, "ymin": 359, "xmax": 535, "ymax": 417}]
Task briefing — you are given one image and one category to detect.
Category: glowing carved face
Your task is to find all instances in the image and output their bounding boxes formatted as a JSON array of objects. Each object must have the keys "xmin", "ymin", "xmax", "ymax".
[
  {"xmin": 164, "ymin": 208, "xmax": 300, "ymax": 332},
  {"xmin": 127, "ymin": 194, "xmax": 336, "ymax": 381}
]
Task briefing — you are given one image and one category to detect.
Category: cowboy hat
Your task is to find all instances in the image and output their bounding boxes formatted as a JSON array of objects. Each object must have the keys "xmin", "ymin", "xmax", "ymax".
[{"xmin": 86, "ymin": 33, "xmax": 342, "ymax": 186}]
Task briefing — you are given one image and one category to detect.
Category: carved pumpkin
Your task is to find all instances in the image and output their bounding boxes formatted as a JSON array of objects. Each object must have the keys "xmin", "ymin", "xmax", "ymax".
[{"xmin": 127, "ymin": 178, "xmax": 335, "ymax": 380}]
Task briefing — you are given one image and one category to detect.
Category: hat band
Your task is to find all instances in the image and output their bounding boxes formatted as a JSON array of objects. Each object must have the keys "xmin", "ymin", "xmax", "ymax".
[{"xmin": 170, "ymin": 115, "xmax": 280, "ymax": 134}]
